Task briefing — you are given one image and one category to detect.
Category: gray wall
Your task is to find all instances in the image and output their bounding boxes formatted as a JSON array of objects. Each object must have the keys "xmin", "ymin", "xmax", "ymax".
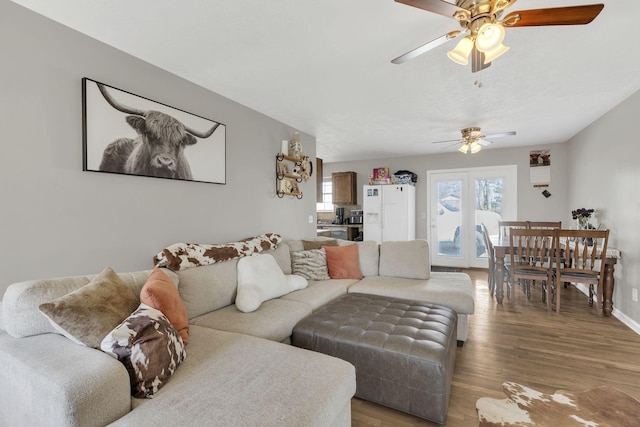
[
  {"xmin": 323, "ymin": 143, "xmax": 570, "ymax": 241},
  {"xmin": 567, "ymin": 90, "xmax": 640, "ymax": 327},
  {"xmin": 0, "ymin": 2, "xmax": 317, "ymax": 297}
]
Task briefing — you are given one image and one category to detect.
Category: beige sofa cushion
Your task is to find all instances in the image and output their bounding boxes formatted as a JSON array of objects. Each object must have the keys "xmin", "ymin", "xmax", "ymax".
[
  {"xmin": 281, "ymin": 280, "xmax": 351, "ymax": 310},
  {"xmin": 190, "ymin": 299, "xmax": 312, "ymax": 343},
  {"xmin": 113, "ymin": 326, "xmax": 356, "ymax": 427},
  {"xmin": 357, "ymin": 240, "xmax": 379, "ymax": 277},
  {"xmin": 379, "ymin": 240, "xmax": 430, "ymax": 279},
  {"xmin": 348, "ymin": 273, "xmax": 474, "ymax": 314},
  {"xmin": 0, "ymin": 331, "xmax": 131, "ymax": 427},
  {"xmin": 263, "ymin": 242, "xmax": 292, "ymax": 275},
  {"xmin": 176, "ymin": 260, "xmax": 238, "ymax": 320}
]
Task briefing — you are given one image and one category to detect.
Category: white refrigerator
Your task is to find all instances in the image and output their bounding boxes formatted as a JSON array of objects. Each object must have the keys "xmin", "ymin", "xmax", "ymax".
[{"xmin": 363, "ymin": 184, "xmax": 416, "ymax": 244}]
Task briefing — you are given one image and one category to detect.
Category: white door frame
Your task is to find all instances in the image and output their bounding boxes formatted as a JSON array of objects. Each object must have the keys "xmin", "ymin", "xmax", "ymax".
[{"xmin": 427, "ymin": 165, "xmax": 517, "ymax": 268}]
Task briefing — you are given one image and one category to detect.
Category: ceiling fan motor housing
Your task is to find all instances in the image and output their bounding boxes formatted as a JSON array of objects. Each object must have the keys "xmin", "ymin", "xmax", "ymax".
[{"xmin": 462, "ymin": 127, "xmax": 483, "ymax": 141}]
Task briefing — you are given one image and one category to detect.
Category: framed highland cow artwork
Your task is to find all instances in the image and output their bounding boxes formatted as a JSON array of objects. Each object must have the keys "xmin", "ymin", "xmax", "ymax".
[{"xmin": 82, "ymin": 78, "xmax": 226, "ymax": 184}]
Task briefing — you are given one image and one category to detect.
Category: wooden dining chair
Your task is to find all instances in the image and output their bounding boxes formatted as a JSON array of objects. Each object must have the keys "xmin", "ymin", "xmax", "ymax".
[
  {"xmin": 528, "ymin": 221, "xmax": 562, "ymax": 230},
  {"xmin": 481, "ymin": 223, "xmax": 497, "ymax": 296},
  {"xmin": 527, "ymin": 222, "xmax": 562, "ymax": 288},
  {"xmin": 508, "ymin": 228, "xmax": 557, "ymax": 312},
  {"xmin": 498, "ymin": 221, "xmax": 528, "ymax": 243},
  {"xmin": 555, "ymin": 229, "xmax": 610, "ymax": 316}
]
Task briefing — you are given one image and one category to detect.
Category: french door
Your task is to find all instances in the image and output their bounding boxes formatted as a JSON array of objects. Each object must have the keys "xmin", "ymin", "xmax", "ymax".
[{"xmin": 427, "ymin": 166, "xmax": 517, "ymax": 268}]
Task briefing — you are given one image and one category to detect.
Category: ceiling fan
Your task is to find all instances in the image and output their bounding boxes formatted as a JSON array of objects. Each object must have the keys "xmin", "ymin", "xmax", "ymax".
[
  {"xmin": 392, "ymin": 0, "xmax": 604, "ymax": 72},
  {"xmin": 432, "ymin": 127, "xmax": 516, "ymax": 153}
]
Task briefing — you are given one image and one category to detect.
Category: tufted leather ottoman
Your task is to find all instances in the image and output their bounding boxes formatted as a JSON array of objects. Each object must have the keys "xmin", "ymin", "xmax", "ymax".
[{"xmin": 292, "ymin": 293, "xmax": 457, "ymax": 424}]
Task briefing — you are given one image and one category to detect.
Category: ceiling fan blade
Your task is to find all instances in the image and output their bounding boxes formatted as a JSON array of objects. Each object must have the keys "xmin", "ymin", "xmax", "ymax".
[
  {"xmin": 471, "ymin": 46, "xmax": 491, "ymax": 73},
  {"xmin": 395, "ymin": 0, "xmax": 468, "ymax": 19},
  {"xmin": 391, "ymin": 31, "xmax": 462, "ymax": 64},
  {"xmin": 432, "ymin": 138, "xmax": 463, "ymax": 144},
  {"xmin": 477, "ymin": 139, "xmax": 493, "ymax": 146},
  {"xmin": 502, "ymin": 4, "xmax": 604, "ymax": 27},
  {"xmin": 483, "ymin": 131, "xmax": 516, "ymax": 139}
]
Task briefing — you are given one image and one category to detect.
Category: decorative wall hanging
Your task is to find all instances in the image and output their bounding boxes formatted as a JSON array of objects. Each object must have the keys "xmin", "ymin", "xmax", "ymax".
[
  {"xmin": 82, "ymin": 78, "xmax": 226, "ymax": 184},
  {"xmin": 529, "ymin": 149, "xmax": 550, "ymax": 187}
]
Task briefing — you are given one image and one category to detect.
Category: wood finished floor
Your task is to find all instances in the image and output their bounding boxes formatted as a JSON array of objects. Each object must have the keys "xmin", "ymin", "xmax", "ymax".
[{"xmin": 351, "ymin": 269, "xmax": 640, "ymax": 426}]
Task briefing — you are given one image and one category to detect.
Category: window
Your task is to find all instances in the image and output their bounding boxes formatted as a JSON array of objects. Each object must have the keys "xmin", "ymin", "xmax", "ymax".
[{"xmin": 316, "ymin": 177, "xmax": 333, "ymax": 212}]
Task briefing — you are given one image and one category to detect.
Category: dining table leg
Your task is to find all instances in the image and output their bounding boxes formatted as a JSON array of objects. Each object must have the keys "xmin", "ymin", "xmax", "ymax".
[
  {"xmin": 495, "ymin": 251, "xmax": 505, "ymax": 304},
  {"xmin": 603, "ymin": 259, "xmax": 617, "ymax": 317}
]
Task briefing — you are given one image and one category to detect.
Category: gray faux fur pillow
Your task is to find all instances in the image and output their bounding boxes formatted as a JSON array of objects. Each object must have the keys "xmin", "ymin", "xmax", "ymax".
[
  {"xmin": 291, "ymin": 249, "xmax": 330, "ymax": 281},
  {"xmin": 39, "ymin": 267, "xmax": 139, "ymax": 348}
]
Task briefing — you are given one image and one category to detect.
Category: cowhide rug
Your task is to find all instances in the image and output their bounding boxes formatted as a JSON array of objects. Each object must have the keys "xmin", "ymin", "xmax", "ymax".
[{"xmin": 476, "ymin": 382, "xmax": 640, "ymax": 426}]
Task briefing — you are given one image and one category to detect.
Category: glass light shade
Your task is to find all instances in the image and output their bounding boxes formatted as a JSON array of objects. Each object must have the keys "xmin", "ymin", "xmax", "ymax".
[
  {"xmin": 447, "ymin": 37, "xmax": 474, "ymax": 65},
  {"xmin": 470, "ymin": 142, "xmax": 482, "ymax": 153},
  {"xmin": 458, "ymin": 144, "xmax": 470, "ymax": 154},
  {"xmin": 476, "ymin": 23, "xmax": 505, "ymax": 53},
  {"xmin": 483, "ymin": 43, "xmax": 510, "ymax": 64}
]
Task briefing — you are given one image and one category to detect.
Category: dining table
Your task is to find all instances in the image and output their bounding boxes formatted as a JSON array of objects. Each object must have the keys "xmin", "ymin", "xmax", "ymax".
[{"xmin": 492, "ymin": 238, "xmax": 621, "ymax": 316}]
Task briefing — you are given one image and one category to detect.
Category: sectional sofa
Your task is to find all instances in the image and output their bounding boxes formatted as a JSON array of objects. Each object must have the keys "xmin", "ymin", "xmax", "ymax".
[{"xmin": 0, "ymin": 235, "xmax": 473, "ymax": 426}]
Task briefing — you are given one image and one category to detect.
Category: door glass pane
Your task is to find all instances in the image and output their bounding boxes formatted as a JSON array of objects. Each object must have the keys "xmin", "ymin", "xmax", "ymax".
[
  {"xmin": 474, "ymin": 178, "xmax": 504, "ymax": 259},
  {"xmin": 437, "ymin": 180, "xmax": 462, "ymax": 257}
]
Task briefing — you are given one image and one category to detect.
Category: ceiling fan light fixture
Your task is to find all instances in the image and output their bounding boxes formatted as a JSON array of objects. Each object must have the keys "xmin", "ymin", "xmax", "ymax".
[
  {"xmin": 483, "ymin": 43, "xmax": 510, "ymax": 64},
  {"xmin": 476, "ymin": 23, "xmax": 505, "ymax": 53},
  {"xmin": 447, "ymin": 36, "xmax": 474, "ymax": 65},
  {"xmin": 458, "ymin": 144, "xmax": 470, "ymax": 154},
  {"xmin": 470, "ymin": 141, "xmax": 482, "ymax": 153}
]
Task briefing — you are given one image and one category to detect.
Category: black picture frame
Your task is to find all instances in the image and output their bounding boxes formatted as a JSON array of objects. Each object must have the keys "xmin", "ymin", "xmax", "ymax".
[{"xmin": 82, "ymin": 78, "xmax": 226, "ymax": 184}]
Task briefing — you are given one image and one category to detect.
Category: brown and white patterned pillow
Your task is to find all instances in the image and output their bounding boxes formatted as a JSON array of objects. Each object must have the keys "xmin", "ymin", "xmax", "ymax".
[
  {"xmin": 291, "ymin": 249, "xmax": 330, "ymax": 281},
  {"xmin": 101, "ymin": 303, "xmax": 187, "ymax": 398},
  {"xmin": 153, "ymin": 233, "xmax": 282, "ymax": 271}
]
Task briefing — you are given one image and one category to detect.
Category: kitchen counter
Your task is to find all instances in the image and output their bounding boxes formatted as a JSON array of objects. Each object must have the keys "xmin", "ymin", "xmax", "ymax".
[{"xmin": 317, "ymin": 223, "xmax": 362, "ymax": 241}]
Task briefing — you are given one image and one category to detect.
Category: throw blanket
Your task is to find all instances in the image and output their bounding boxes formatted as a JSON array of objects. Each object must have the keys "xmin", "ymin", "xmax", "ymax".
[{"xmin": 153, "ymin": 233, "xmax": 282, "ymax": 271}]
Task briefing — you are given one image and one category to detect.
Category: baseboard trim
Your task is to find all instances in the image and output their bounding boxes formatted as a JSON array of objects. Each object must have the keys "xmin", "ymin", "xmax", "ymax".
[{"xmin": 574, "ymin": 283, "xmax": 640, "ymax": 336}]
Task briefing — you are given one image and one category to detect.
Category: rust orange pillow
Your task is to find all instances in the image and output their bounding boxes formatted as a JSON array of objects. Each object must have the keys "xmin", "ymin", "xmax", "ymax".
[
  {"xmin": 140, "ymin": 268, "xmax": 190, "ymax": 345},
  {"xmin": 324, "ymin": 244, "xmax": 362, "ymax": 280}
]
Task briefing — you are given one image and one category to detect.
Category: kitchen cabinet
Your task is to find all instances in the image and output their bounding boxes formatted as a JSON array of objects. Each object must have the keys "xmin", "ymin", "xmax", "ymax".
[
  {"xmin": 316, "ymin": 158, "xmax": 323, "ymax": 203},
  {"xmin": 332, "ymin": 171, "xmax": 357, "ymax": 205}
]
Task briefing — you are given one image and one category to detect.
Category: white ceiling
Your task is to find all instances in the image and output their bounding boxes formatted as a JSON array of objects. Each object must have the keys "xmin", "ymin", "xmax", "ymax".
[{"xmin": 11, "ymin": 0, "xmax": 640, "ymax": 162}]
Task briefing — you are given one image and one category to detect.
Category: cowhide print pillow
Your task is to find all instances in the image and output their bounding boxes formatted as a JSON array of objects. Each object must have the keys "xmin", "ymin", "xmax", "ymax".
[
  {"xmin": 153, "ymin": 232, "xmax": 282, "ymax": 271},
  {"xmin": 291, "ymin": 249, "xmax": 330, "ymax": 281},
  {"xmin": 101, "ymin": 303, "xmax": 187, "ymax": 398}
]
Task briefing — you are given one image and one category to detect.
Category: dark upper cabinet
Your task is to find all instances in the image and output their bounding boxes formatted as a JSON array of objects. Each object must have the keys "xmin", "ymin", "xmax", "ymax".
[
  {"xmin": 316, "ymin": 158, "xmax": 323, "ymax": 203},
  {"xmin": 332, "ymin": 171, "xmax": 357, "ymax": 205}
]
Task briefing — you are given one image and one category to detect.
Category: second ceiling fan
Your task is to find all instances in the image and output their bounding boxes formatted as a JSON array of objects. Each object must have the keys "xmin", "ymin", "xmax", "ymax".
[
  {"xmin": 432, "ymin": 127, "xmax": 516, "ymax": 153},
  {"xmin": 392, "ymin": 0, "xmax": 604, "ymax": 72}
]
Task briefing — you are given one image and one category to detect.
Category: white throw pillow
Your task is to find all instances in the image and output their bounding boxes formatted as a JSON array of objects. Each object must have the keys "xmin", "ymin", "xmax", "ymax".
[{"xmin": 236, "ymin": 254, "xmax": 307, "ymax": 313}]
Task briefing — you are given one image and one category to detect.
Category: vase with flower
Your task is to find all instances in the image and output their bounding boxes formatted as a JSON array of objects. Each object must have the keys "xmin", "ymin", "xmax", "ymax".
[
  {"xmin": 572, "ymin": 208, "xmax": 595, "ymax": 229},
  {"xmin": 572, "ymin": 208, "xmax": 595, "ymax": 245}
]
